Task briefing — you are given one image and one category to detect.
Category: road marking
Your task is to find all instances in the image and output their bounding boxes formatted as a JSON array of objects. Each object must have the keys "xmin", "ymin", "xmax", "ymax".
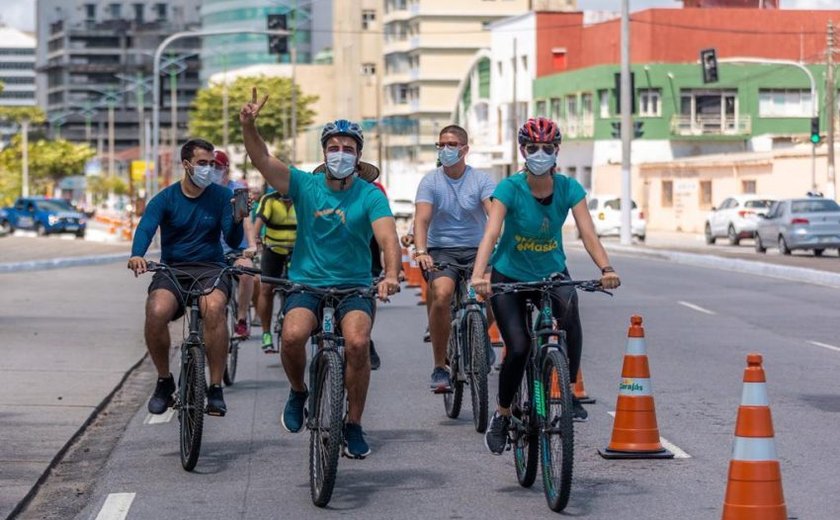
[
  {"xmin": 677, "ymin": 301, "xmax": 716, "ymax": 315},
  {"xmin": 143, "ymin": 409, "xmax": 175, "ymax": 424},
  {"xmin": 607, "ymin": 411, "xmax": 691, "ymax": 459},
  {"xmin": 808, "ymin": 340, "xmax": 840, "ymax": 353},
  {"xmin": 94, "ymin": 493, "xmax": 135, "ymax": 520}
]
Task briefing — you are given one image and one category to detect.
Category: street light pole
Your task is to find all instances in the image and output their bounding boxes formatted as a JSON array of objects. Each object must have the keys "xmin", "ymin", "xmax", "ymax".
[
  {"xmin": 21, "ymin": 118, "xmax": 29, "ymax": 197},
  {"xmin": 619, "ymin": 0, "xmax": 633, "ymax": 246}
]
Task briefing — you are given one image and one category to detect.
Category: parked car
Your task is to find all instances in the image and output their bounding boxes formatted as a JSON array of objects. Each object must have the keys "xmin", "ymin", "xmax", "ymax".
[
  {"xmin": 0, "ymin": 208, "xmax": 9, "ymax": 236},
  {"xmin": 705, "ymin": 195, "xmax": 774, "ymax": 245},
  {"xmin": 390, "ymin": 198, "xmax": 414, "ymax": 220},
  {"xmin": 2, "ymin": 197, "xmax": 87, "ymax": 238},
  {"xmin": 755, "ymin": 198, "xmax": 840, "ymax": 256},
  {"xmin": 585, "ymin": 194, "xmax": 646, "ymax": 241}
]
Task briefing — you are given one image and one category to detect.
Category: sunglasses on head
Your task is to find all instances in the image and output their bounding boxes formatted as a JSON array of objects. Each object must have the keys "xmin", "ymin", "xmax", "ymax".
[
  {"xmin": 524, "ymin": 143, "xmax": 557, "ymax": 155},
  {"xmin": 435, "ymin": 141, "xmax": 463, "ymax": 149}
]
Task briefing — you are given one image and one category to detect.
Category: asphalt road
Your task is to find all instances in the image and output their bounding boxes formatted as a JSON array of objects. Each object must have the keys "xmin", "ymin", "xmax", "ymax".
[{"xmin": 13, "ymin": 249, "xmax": 837, "ymax": 520}]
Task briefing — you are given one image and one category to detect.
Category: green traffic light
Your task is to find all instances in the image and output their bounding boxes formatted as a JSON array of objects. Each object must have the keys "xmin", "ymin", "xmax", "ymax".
[{"xmin": 810, "ymin": 134, "xmax": 821, "ymax": 144}]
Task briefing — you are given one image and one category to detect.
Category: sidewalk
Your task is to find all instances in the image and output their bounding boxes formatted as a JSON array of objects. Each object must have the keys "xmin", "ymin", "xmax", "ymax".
[{"xmin": 0, "ymin": 229, "xmax": 131, "ymax": 273}]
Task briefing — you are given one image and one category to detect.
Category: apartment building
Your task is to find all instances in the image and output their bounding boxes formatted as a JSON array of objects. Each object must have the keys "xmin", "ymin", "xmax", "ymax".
[{"xmin": 0, "ymin": 25, "xmax": 37, "ymax": 147}]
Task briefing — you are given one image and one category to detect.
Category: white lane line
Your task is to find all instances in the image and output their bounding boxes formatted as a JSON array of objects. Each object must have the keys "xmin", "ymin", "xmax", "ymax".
[
  {"xmin": 143, "ymin": 408, "xmax": 175, "ymax": 424},
  {"xmin": 94, "ymin": 492, "xmax": 136, "ymax": 520},
  {"xmin": 607, "ymin": 411, "xmax": 691, "ymax": 459},
  {"xmin": 808, "ymin": 340, "xmax": 840, "ymax": 353},
  {"xmin": 677, "ymin": 301, "xmax": 716, "ymax": 315}
]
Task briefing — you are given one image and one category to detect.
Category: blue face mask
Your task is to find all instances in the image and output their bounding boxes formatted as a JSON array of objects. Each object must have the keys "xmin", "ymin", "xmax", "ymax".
[
  {"xmin": 211, "ymin": 167, "xmax": 225, "ymax": 186},
  {"xmin": 525, "ymin": 149, "xmax": 557, "ymax": 176},
  {"xmin": 189, "ymin": 164, "xmax": 214, "ymax": 188},
  {"xmin": 438, "ymin": 145, "xmax": 462, "ymax": 168},
  {"xmin": 326, "ymin": 151, "xmax": 357, "ymax": 179}
]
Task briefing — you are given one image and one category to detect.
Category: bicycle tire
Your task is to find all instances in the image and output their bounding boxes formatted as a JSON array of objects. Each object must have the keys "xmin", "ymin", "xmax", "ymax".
[
  {"xmin": 223, "ymin": 297, "xmax": 237, "ymax": 385},
  {"xmin": 443, "ymin": 322, "xmax": 463, "ymax": 419},
  {"xmin": 223, "ymin": 340, "xmax": 239, "ymax": 386},
  {"xmin": 466, "ymin": 311, "xmax": 489, "ymax": 433},
  {"xmin": 309, "ymin": 349, "xmax": 345, "ymax": 507},
  {"xmin": 540, "ymin": 348, "xmax": 574, "ymax": 512},
  {"xmin": 273, "ymin": 291, "xmax": 285, "ymax": 348},
  {"xmin": 179, "ymin": 344, "xmax": 206, "ymax": 471},
  {"xmin": 512, "ymin": 361, "xmax": 538, "ymax": 488}
]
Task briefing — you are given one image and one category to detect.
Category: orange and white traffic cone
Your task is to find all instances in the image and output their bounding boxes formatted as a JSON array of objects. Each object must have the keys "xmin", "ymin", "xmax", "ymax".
[
  {"xmin": 400, "ymin": 247, "xmax": 411, "ymax": 281},
  {"xmin": 406, "ymin": 253, "xmax": 421, "ymax": 289},
  {"xmin": 599, "ymin": 315, "xmax": 673, "ymax": 459},
  {"xmin": 488, "ymin": 322, "xmax": 504, "ymax": 348},
  {"xmin": 418, "ymin": 277, "xmax": 428, "ymax": 306},
  {"xmin": 574, "ymin": 368, "xmax": 595, "ymax": 404},
  {"xmin": 721, "ymin": 353, "xmax": 786, "ymax": 520}
]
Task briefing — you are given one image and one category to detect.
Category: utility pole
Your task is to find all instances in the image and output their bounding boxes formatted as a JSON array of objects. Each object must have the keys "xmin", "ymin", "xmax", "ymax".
[
  {"xmin": 222, "ymin": 53, "xmax": 229, "ymax": 151},
  {"xmin": 108, "ymin": 97, "xmax": 115, "ymax": 178},
  {"xmin": 21, "ymin": 118, "xmax": 29, "ymax": 197},
  {"xmin": 619, "ymin": 0, "xmax": 632, "ymax": 245},
  {"xmin": 290, "ymin": 0, "xmax": 298, "ymax": 166},
  {"xmin": 510, "ymin": 37, "xmax": 518, "ymax": 177},
  {"xmin": 376, "ymin": 66, "xmax": 384, "ymax": 187},
  {"xmin": 170, "ymin": 58, "xmax": 179, "ymax": 187},
  {"xmin": 827, "ymin": 20, "xmax": 836, "ymax": 199}
]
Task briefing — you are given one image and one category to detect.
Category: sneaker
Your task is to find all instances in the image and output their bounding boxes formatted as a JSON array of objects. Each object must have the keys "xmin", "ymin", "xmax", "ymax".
[
  {"xmin": 147, "ymin": 374, "xmax": 176, "ymax": 414},
  {"xmin": 572, "ymin": 396, "xmax": 589, "ymax": 422},
  {"xmin": 369, "ymin": 340, "xmax": 381, "ymax": 371},
  {"xmin": 343, "ymin": 423, "xmax": 371, "ymax": 459},
  {"xmin": 262, "ymin": 332, "xmax": 277, "ymax": 353},
  {"xmin": 485, "ymin": 411, "xmax": 511, "ymax": 455},
  {"xmin": 430, "ymin": 367, "xmax": 452, "ymax": 394},
  {"xmin": 281, "ymin": 388, "xmax": 308, "ymax": 433},
  {"xmin": 422, "ymin": 326, "xmax": 431, "ymax": 343},
  {"xmin": 206, "ymin": 384, "xmax": 227, "ymax": 416},
  {"xmin": 234, "ymin": 319, "xmax": 249, "ymax": 338}
]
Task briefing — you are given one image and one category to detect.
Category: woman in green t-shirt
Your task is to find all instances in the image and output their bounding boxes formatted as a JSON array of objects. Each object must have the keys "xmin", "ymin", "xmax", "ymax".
[{"xmin": 470, "ymin": 117, "xmax": 621, "ymax": 455}]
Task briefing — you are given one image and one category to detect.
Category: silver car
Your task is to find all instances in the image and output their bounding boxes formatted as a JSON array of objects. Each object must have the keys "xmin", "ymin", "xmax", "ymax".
[{"xmin": 755, "ymin": 198, "xmax": 840, "ymax": 256}]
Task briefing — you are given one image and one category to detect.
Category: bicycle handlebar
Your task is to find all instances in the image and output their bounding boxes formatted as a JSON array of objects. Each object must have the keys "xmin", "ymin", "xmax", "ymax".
[
  {"xmin": 144, "ymin": 260, "xmax": 261, "ymax": 299},
  {"xmin": 490, "ymin": 276, "xmax": 612, "ymax": 296}
]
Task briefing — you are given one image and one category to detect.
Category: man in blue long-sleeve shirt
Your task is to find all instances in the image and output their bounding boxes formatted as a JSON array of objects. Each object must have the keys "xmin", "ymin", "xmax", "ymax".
[{"xmin": 128, "ymin": 138, "xmax": 246, "ymax": 417}]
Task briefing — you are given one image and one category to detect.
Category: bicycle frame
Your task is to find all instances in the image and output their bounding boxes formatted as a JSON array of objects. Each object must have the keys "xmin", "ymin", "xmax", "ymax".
[
  {"xmin": 306, "ymin": 296, "xmax": 345, "ymax": 428},
  {"xmin": 526, "ymin": 292, "xmax": 568, "ymax": 422}
]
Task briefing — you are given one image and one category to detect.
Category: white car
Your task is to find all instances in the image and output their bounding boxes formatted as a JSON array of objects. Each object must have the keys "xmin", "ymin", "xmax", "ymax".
[
  {"xmin": 705, "ymin": 195, "xmax": 775, "ymax": 246},
  {"xmin": 586, "ymin": 194, "xmax": 646, "ymax": 241},
  {"xmin": 389, "ymin": 198, "xmax": 414, "ymax": 220}
]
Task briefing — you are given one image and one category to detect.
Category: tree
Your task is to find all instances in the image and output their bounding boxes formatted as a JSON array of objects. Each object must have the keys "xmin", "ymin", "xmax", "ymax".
[
  {"xmin": 188, "ymin": 75, "xmax": 318, "ymax": 165},
  {"xmin": 0, "ymin": 137, "xmax": 95, "ymax": 204},
  {"xmin": 0, "ymin": 106, "xmax": 46, "ymax": 126}
]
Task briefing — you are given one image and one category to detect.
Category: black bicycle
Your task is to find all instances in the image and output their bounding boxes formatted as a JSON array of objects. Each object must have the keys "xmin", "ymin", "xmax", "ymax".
[
  {"xmin": 270, "ymin": 249, "xmax": 293, "ymax": 352},
  {"xmin": 434, "ymin": 262, "xmax": 491, "ymax": 433},
  {"xmin": 261, "ymin": 275, "xmax": 383, "ymax": 507},
  {"xmin": 145, "ymin": 261, "xmax": 260, "ymax": 471},
  {"xmin": 223, "ymin": 253, "xmax": 255, "ymax": 385},
  {"xmin": 490, "ymin": 275, "xmax": 610, "ymax": 512}
]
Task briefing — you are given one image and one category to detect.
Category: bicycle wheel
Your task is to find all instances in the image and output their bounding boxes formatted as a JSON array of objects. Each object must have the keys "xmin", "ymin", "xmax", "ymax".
[
  {"xmin": 179, "ymin": 344, "xmax": 206, "ymax": 471},
  {"xmin": 466, "ymin": 311, "xmax": 489, "ymax": 433},
  {"xmin": 443, "ymin": 322, "xmax": 463, "ymax": 419},
  {"xmin": 223, "ymin": 298, "xmax": 236, "ymax": 385},
  {"xmin": 540, "ymin": 348, "xmax": 574, "ymax": 512},
  {"xmin": 223, "ymin": 339, "xmax": 239, "ymax": 386},
  {"xmin": 273, "ymin": 291, "xmax": 285, "ymax": 347},
  {"xmin": 512, "ymin": 362, "xmax": 538, "ymax": 488},
  {"xmin": 309, "ymin": 349, "xmax": 345, "ymax": 507}
]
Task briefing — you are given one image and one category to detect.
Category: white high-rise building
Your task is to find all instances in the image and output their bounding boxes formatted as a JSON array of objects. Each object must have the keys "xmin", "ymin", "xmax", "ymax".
[{"xmin": 0, "ymin": 25, "xmax": 37, "ymax": 147}]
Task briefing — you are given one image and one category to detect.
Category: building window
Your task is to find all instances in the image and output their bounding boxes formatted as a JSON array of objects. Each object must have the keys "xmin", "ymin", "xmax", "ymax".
[
  {"xmin": 581, "ymin": 166, "xmax": 592, "ymax": 190},
  {"xmin": 521, "ymin": 55, "xmax": 528, "ymax": 73},
  {"xmin": 700, "ymin": 180, "xmax": 712, "ymax": 207},
  {"xmin": 581, "ymin": 93, "xmax": 593, "ymax": 117},
  {"xmin": 742, "ymin": 180, "xmax": 756, "ymax": 194},
  {"xmin": 108, "ymin": 3, "xmax": 122, "ymax": 19},
  {"xmin": 662, "ymin": 180, "xmax": 673, "ymax": 208},
  {"xmin": 565, "ymin": 95, "xmax": 577, "ymax": 118},
  {"xmin": 535, "ymin": 100, "xmax": 547, "ymax": 117},
  {"xmin": 362, "ymin": 10, "xmax": 376, "ymax": 30},
  {"xmin": 154, "ymin": 3, "xmax": 167, "ymax": 21},
  {"xmin": 361, "ymin": 63, "xmax": 376, "ymax": 76},
  {"xmin": 599, "ymin": 90, "xmax": 609, "ymax": 118},
  {"xmin": 758, "ymin": 89, "xmax": 812, "ymax": 117},
  {"xmin": 639, "ymin": 89, "xmax": 661, "ymax": 117},
  {"xmin": 133, "ymin": 3, "xmax": 144, "ymax": 23},
  {"xmin": 551, "ymin": 48, "xmax": 567, "ymax": 71},
  {"xmin": 84, "ymin": 3, "xmax": 96, "ymax": 21},
  {"xmin": 497, "ymin": 61, "xmax": 503, "ymax": 76},
  {"xmin": 567, "ymin": 166, "xmax": 577, "ymax": 179},
  {"xmin": 550, "ymin": 98, "xmax": 562, "ymax": 120}
]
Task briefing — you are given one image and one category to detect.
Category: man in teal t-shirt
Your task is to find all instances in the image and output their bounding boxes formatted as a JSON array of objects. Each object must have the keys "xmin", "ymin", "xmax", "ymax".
[{"xmin": 242, "ymin": 91, "xmax": 400, "ymax": 460}]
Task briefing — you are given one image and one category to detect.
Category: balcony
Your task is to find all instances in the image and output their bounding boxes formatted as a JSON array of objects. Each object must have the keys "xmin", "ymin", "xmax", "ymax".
[
  {"xmin": 383, "ymin": 103, "xmax": 414, "ymax": 117},
  {"xmin": 671, "ymin": 115, "xmax": 752, "ymax": 137},
  {"xmin": 383, "ymin": 73, "xmax": 411, "ymax": 86},
  {"xmin": 383, "ymin": 39, "xmax": 412, "ymax": 56},
  {"xmin": 560, "ymin": 117, "xmax": 594, "ymax": 139},
  {"xmin": 383, "ymin": 9, "xmax": 412, "ymax": 24}
]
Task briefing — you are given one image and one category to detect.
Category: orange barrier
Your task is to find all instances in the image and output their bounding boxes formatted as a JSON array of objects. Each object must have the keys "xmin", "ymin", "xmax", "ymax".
[
  {"xmin": 406, "ymin": 254, "xmax": 422, "ymax": 288},
  {"xmin": 721, "ymin": 353, "xmax": 786, "ymax": 520},
  {"xmin": 574, "ymin": 368, "xmax": 595, "ymax": 404},
  {"xmin": 418, "ymin": 277, "xmax": 428, "ymax": 305},
  {"xmin": 599, "ymin": 315, "xmax": 673, "ymax": 459}
]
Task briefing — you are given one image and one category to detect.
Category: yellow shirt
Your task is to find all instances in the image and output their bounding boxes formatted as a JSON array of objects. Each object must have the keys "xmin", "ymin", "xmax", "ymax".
[{"xmin": 257, "ymin": 193, "xmax": 297, "ymax": 254}]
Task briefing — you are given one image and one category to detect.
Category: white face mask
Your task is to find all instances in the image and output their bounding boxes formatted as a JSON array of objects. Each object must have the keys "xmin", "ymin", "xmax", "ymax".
[
  {"xmin": 326, "ymin": 151, "xmax": 357, "ymax": 179},
  {"xmin": 211, "ymin": 167, "xmax": 226, "ymax": 185},
  {"xmin": 189, "ymin": 164, "xmax": 214, "ymax": 188}
]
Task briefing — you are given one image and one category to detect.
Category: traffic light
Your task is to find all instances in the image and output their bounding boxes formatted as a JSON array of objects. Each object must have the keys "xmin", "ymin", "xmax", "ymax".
[
  {"xmin": 633, "ymin": 121, "xmax": 644, "ymax": 138},
  {"xmin": 611, "ymin": 121, "xmax": 621, "ymax": 138},
  {"xmin": 701, "ymin": 48, "xmax": 718, "ymax": 84},
  {"xmin": 810, "ymin": 116, "xmax": 821, "ymax": 144},
  {"xmin": 267, "ymin": 14, "xmax": 288, "ymax": 55},
  {"xmin": 610, "ymin": 121, "xmax": 644, "ymax": 139}
]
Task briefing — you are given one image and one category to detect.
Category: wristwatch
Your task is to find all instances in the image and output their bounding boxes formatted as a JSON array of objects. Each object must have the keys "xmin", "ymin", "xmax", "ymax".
[{"xmin": 600, "ymin": 265, "xmax": 615, "ymax": 275}]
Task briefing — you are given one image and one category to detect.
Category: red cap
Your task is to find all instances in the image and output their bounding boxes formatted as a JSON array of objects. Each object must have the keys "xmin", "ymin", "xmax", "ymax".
[{"xmin": 214, "ymin": 150, "xmax": 230, "ymax": 168}]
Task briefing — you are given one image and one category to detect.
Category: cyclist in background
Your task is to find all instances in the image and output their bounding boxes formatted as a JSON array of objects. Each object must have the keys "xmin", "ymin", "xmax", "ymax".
[
  {"xmin": 469, "ymin": 117, "xmax": 621, "ymax": 455},
  {"xmin": 254, "ymin": 190, "xmax": 297, "ymax": 353},
  {"xmin": 128, "ymin": 138, "xmax": 246, "ymax": 417},
  {"xmin": 214, "ymin": 150, "xmax": 257, "ymax": 337}
]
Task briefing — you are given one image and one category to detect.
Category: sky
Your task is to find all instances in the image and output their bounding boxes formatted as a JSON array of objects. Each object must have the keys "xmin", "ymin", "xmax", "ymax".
[{"xmin": 0, "ymin": 0, "xmax": 836, "ymax": 32}]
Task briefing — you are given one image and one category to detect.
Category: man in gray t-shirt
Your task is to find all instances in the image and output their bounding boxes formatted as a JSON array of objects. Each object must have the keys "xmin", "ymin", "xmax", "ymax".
[{"xmin": 413, "ymin": 124, "xmax": 497, "ymax": 394}]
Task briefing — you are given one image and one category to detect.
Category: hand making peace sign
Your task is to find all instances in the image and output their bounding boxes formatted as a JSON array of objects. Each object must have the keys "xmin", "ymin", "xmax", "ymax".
[{"xmin": 239, "ymin": 87, "xmax": 269, "ymax": 125}]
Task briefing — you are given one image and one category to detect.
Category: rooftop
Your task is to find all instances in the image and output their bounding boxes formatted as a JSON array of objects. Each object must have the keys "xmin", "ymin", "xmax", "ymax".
[{"xmin": 0, "ymin": 26, "xmax": 36, "ymax": 49}]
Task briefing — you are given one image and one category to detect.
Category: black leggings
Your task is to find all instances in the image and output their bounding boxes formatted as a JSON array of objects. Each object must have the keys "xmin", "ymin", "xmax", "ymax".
[{"xmin": 490, "ymin": 270, "xmax": 582, "ymax": 409}]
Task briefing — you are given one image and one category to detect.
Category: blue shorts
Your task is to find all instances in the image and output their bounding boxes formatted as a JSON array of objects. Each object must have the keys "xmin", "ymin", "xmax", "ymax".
[{"xmin": 283, "ymin": 287, "xmax": 375, "ymax": 323}]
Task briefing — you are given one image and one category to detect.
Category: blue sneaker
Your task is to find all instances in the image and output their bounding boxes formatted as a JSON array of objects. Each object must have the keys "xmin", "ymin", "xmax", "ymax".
[
  {"xmin": 343, "ymin": 423, "xmax": 371, "ymax": 459},
  {"xmin": 281, "ymin": 388, "xmax": 308, "ymax": 433}
]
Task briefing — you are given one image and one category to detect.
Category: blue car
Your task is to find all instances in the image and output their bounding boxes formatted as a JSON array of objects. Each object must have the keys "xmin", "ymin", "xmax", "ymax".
[{"xmin": 3, "ymin": 197, "xmax": 87, "ymax": 238}]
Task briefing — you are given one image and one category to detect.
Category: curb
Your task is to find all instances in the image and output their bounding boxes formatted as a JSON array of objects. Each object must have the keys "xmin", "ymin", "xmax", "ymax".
[
  {"xmin": 0, "ymin": 252, "xmax": 132, "ymax": 273},
  {"xmin": 597, "ymin": 243, "xmax": 840, "ymax": 289}
]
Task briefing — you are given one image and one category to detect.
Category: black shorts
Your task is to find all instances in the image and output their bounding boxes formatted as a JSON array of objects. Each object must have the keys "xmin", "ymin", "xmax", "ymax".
[
  {"xmin": 284, "ymin": 288, "xmax": 375, "ymax": 322},
  {"xmin": 261, "ymin": 248, "xmax": 289, "ymax": 280},
  {"xmin": 148, "ymin": 262, "xmax": 232, "ymax": 320},
  {"xmin": 424, "ymin": 247, "xmax": 484, "ymax": 283}
]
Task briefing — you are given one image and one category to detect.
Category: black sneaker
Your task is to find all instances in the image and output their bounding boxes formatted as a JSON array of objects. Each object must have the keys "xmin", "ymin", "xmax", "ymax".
[
  {"xmin": 572, "ymin": 396, "xmax": 589, "ymax": 422},
  {"xmin": 147, "ymin": 374, "xmax": 175, "ymax": 414},
  {"xmin": 370, "ymin": 340, "xmax": 381, "ymax": 371},
  {"xmin": 206, "ymin": 384, "xmax": 227, "ymax": 416},
  {"xmin": 485, "ymin": 412, "xmax": 511, "ymax": 455},
  {"xmin": 423, "ymin": 326, "xmax": 431, "ymax": 343},
  {"xmin": 430, "ymin": 367, "xmax": 452, "ymax": 394},
  {"xmin": 281, "ymin": 388, "xmax": 308, "ymax": 433},
  {"xmin": 343, "ymin": 423, "xmax": 371, "ymax": 459}
]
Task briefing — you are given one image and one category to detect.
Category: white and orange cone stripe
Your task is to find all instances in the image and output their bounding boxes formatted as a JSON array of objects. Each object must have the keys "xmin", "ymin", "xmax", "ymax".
[{"xmin": 721, "ymin": 353, "xmax": 786, "ymax": 520}]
